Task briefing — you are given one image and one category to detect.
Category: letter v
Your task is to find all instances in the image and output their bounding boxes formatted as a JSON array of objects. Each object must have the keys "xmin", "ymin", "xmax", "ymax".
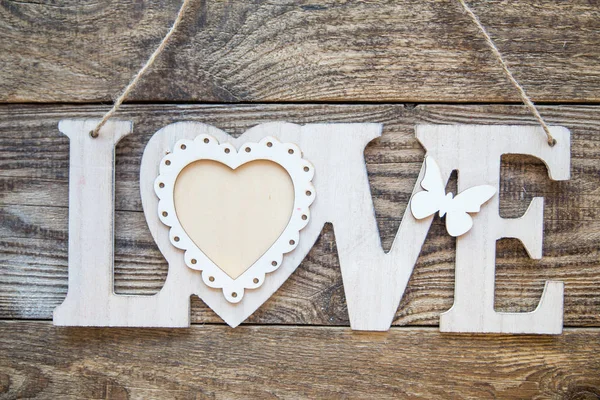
[{"xmin": 298, "ymin": 123, "xmax": 438, "ymax": 331}]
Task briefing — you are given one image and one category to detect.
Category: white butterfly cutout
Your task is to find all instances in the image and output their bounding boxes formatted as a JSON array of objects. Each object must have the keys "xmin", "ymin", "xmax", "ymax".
[{"xmin": 410, "ymin": 156, "xmax": 497, "ymax": 237}]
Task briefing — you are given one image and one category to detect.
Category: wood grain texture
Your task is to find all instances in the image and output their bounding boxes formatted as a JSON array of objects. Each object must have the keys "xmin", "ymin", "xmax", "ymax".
[
  {"xmin": 0, "ymin": 322, "xmax": 598, "ymax": 399},
  {"xmin": 0, "ymin": 104, "xmax": 599, "ymax": 327},
  {"xmin": 1, "ymin": 0, "xmax": 600, "ymax": 103},
  {"xmin": 415, "ymin": 125, "xmax": 570, "ymax": 334}
]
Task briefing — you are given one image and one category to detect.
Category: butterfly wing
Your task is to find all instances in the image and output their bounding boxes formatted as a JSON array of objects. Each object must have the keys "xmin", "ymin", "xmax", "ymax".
[
  {"xmin": 410, "ymin": 156, "xmax": 446, "ymax": 219},
  {"xmin": 411, "ymin": 191, "xmax": 443, "ymax": 219},
  {"xmin": 452, "ymin": 185, "xmax": 496, "ymax": 212},
  {"xmin": 420, "ymin": 156, "xmax": 445, "ymax": 197},
  {"xmin": 444, "ymin": 185, "xmax": 496, "ymax": 236},
  {"xmin": 445, "ymin": 211, "xmax": 473, "ymax": 237}
]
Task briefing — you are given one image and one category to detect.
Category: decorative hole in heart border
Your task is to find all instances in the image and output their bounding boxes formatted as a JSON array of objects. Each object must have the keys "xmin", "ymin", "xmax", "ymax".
[{"xmin": 154, "ymin": 134, "xmax": 315, "ymax": 303}]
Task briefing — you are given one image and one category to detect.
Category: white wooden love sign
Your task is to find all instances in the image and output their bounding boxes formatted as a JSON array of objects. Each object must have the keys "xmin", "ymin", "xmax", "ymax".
[{"xmin": 53, "ymin": 119, "xmax": 570, "ymax": 334}]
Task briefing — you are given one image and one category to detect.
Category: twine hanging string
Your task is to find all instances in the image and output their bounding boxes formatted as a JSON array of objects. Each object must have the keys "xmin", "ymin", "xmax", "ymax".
[
  {"xmin": 458, "ymin": 0, "xmax": 556, "ymax": 146},
  {"xmin": 90, "ymin": 0, "xmax": 192, "ymax": 138},
  {"xmin": 91, "ymin": 0, "xmax": 556, "ymax": 146}
]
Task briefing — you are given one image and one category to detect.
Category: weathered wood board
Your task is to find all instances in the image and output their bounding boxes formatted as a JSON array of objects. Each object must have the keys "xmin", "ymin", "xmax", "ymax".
[
  {"xmin": 1, "ymin": 104, "xmax": 598, "ymax": 327},
  {"xmin": 2, "ymin": 0, "xmax": 599, "ymax": 394},
  {"xmin": 0, "ymin": 322, "xmax": 599, "ymax": 399},
  {"xmin": 1, "ymin": 0, "xmax": 599, "ymax": 103}
]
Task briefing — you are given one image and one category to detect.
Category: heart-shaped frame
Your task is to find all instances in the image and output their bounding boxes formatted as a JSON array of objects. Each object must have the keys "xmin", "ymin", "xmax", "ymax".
[{"xmin": 154, "ymin": 134, "xmax": 315, "ymax": 303}]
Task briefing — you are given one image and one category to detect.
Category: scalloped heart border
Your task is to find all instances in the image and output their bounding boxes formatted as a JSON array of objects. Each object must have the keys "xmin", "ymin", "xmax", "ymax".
[{"xmin": 154, "ymin": 134, "xmax": 315, "ymax": 303}]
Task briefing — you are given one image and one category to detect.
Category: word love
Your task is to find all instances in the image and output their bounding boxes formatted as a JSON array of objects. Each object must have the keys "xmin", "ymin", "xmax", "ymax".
[{"xmin": 54, "ymin": 120, "xmax": 570, "ymax": 334}]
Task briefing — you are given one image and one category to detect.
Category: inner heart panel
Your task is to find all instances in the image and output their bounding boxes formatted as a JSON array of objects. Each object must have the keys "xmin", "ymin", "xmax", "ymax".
[{"xmin": 173, "ymin": 160, "xmax": 294, "ymax": 279}]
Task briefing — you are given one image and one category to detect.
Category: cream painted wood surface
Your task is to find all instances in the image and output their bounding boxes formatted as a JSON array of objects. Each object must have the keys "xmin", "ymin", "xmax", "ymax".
[
  {"xmin": 4, "ymin": 104, "xmax": 596, "ymax": 328},
  {"xmin": 174, "ymin": 160, "xmax": 294, "ymax": 280},
  {"xmin": 415, "ymin": 125, "xmax": 571, "ymax": 333},
  {"xmin": 140, "ymin": 121, "xmax": 381, "ymax": 327},
  {"xmin": 52, "ymin": 120, "xmax": 571, "ymax": 332},
  {"xmin": 53, "ymin": 119, "xmax": 192, "ymax": 327}
]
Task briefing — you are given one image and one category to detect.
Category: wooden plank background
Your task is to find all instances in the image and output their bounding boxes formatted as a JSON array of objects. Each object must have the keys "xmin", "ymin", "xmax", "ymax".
[
  {"xmin": 1, "ymin": 0, "xmax": 599, "ymax": 399},
  {"xmin": 1, "ymin": 0, "xmax": 600, "ymax": 103}
]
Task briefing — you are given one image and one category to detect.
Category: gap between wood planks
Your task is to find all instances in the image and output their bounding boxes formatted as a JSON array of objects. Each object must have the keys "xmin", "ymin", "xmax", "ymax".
[
  {"xmin": 4, "ymin": 100, "xmax": 600, "ymax": 106},
  {"xmin": 0, "ymin": 316, "xmax": 598, "ymax": 330},
  {"xmin": 0, "ymin": 319, "xmax": 599, "ymax": 331}
]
